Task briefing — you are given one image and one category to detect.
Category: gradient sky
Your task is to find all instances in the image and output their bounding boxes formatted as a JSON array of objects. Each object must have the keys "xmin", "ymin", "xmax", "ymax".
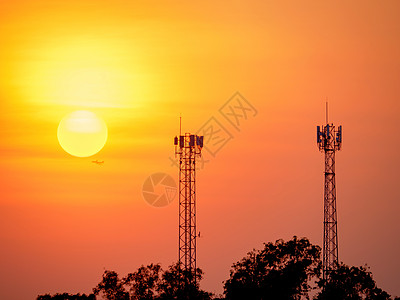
[{"xmin": 1, "ymin": 1, "xmax": 400, "ymax": 299}]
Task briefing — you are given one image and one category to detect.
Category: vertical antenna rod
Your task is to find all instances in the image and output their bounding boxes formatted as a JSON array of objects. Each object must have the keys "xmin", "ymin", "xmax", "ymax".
[
  {"xmin": 326, "ymin": 100, "xmax": 328, "ymax": 124},
  {"xmin": 317, "ymin": 105, "xmax": 342, "ymax": 282}
]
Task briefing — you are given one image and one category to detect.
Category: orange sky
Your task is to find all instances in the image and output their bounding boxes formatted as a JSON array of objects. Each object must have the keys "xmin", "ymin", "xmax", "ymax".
[{"xmin": 1, "ymin": 1, "xmax": 400, "ymax": 298}]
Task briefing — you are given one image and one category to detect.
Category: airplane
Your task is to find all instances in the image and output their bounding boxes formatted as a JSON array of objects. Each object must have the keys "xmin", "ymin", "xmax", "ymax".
[{"xmin": 92, "ymin": 160, "xmax": 104, "ymax": 165}]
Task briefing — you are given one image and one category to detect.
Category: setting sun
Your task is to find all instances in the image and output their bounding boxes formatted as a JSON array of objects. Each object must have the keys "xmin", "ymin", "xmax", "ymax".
[{"xmin": 57, "ymin": 110, "xmax": 108, "ymax": 157}]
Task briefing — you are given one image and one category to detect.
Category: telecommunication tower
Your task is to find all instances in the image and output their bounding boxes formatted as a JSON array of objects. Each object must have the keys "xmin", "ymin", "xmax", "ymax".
[
  {"xmin": 174, "ymin": 132, "xmax": 204, "ymax": 288},
  {"xmin": 317, "ymin": 105, "xmax": 342, "ymax": 281}
]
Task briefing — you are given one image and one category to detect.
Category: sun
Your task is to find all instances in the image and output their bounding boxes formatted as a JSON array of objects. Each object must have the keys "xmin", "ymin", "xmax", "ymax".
[{"xmin": 57, "ymin": 110, "xmax": 108, "ymax": 157}]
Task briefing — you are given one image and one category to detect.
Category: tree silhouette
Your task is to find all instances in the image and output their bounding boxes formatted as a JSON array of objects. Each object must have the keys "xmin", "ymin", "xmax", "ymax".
[
  {"xmin": 157, "ymin": 262, "xmax": 212, "ymax": 300},
  {"xmin": 93, "ymin": 270, "xmax": 129, "ymax": 300},
  {"xmin": 92, "ymin": 263, "xmax": 211, "ymax": 300},
  {"xmin": 123, "ymin": 263, "xmax": 162, "ymax": 299},
  {"xmin": 37, "ymin": 293, "xmax": 95, "ymax": 300},
  {"xmin": 315, "ymin": 264, "xmax": 392, "ymax": 300},
  {"xmin": 223, "ymin": 236, "xmax": 321, "ymax": 300},
  {"xmin": 37, "ymin": 237, "xmax": 399, "ymax": 300}
]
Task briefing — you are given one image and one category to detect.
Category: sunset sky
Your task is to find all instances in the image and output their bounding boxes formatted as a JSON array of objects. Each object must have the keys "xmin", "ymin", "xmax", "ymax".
[{"xmin": 1, "ymin": 1, "xmax": 400, "ymax": 299}]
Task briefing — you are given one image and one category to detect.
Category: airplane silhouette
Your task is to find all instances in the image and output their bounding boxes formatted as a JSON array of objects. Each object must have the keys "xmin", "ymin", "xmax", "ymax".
[{"xmin": 92, "ymin": 160, "xmax": 104, "ymax": 165}]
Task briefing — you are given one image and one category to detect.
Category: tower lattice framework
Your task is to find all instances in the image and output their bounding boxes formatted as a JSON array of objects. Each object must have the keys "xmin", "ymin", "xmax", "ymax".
[
  {"xmin": 174, "ymin": 133, "xmax": 203, "ymax": 288},
  {"xmin": 317, "ymin": 122, "xmax": 342, "ymax": 281}
]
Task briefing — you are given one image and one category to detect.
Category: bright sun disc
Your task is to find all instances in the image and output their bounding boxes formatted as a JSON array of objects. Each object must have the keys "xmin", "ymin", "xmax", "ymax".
[{"xmin": 57, "ymin": 110, "xmax": 108, "ymax": 157}]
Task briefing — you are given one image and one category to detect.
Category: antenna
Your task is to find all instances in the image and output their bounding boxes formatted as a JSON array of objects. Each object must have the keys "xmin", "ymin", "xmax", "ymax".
[
  {"xmin": 179, "ymin": 114, "xmax": 182, "ymax": 137},
  {"xmin": 326, "ymin": 100, "xmax": 328, "ymax": 124}
]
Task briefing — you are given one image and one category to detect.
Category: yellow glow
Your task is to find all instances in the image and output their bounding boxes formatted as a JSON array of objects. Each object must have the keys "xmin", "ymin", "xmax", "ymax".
[
  {"xmin": 57, "ymin": 110, "xmax": 108, "ymax": 157},
  {"xmin": 6, "ymin": 35, "xmax": 144, "ymax": 109}
]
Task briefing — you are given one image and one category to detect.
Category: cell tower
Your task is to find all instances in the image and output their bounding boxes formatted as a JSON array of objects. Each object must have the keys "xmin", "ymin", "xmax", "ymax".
[
  {"xmin": 317, "ymin": 104, "xmax": 342, "ymax": 281},
  {"xmin": 174, "ymin": 132, "xmax": 204, "ymax": 289}
]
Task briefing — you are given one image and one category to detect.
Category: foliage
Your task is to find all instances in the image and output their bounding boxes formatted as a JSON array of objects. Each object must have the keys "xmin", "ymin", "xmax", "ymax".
[
  {"xmin": 93, "ymin": 270, "xmax": 129, "ymax": 300},
  {"xmin": 157, "ymin": 262, "xmax": 213, "ymax": 300},
  {"xmin": 315, "ymin": 264, "xmax": 392, "ymax": 300},
  {"xmin": 123, "ymin": 263, "xmax": 162, "ymax": 300},
  {"xmin": 37, "ymin": 293, "xmax": 95, "ymax": 300},
  {"xmin": 93, "ymin": 263, "xmax": 212, "ymax": 300},
  {"xmin": 223, "ymin": 236, "xmax": 321, "ymax": 300},
  {"xmin": 37, "ymin": 237, "xmax": 398, "ymax": 300}
]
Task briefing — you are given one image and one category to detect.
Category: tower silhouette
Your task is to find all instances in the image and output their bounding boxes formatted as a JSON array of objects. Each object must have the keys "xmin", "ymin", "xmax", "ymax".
[
  {"xmin": 174, "ymin": 133, "xmax": 203, "ymax": 290},
  {"xmin": 317, "ymin": 107, "xmax": 342, "ymax": 281}
]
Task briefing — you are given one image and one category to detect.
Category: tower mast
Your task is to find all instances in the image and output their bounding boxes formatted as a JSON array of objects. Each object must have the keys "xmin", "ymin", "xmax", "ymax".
[
  {"xmin": 317, "ymin": 104, "xmax": 342, "ymax": 281},
  {"xmin": 174, "ymin": 131, "xmax": 203, "ymax": 295}
]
